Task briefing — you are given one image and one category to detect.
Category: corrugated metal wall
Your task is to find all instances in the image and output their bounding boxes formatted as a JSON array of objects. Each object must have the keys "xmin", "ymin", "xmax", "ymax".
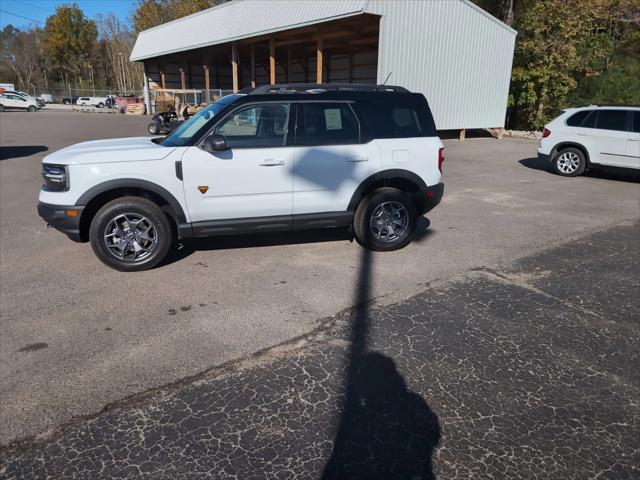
[{"xmin": 368, "ymin": 0, "xmax": 516, "ymax": 130}]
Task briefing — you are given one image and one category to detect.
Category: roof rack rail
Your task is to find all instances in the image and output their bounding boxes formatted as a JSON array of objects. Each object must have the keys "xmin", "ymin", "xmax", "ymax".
[{"xmin": 249, "ymin": 83, "xmax": 409, "ymax": 94}]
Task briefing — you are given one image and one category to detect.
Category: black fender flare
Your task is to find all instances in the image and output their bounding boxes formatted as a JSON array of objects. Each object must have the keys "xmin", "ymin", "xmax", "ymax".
[
  {"xmin": 550, "ymin": 142, "xmax": 591, "ymax": 165},
  {"xmin": 75, "ymin": 178, "xmax": 188, "ymax": 224},
  {"xmin": 347, "ymin": 169, "xmax": 428, "ymax": 211}
]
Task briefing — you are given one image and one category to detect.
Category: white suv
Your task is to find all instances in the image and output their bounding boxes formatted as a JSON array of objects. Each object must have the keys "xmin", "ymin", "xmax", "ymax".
[
  {"xmin": 0, "ymin": 92, "xmax": 39, "ymax": 112},
  {"xmin": 38, "ymin": 84, "xmax": 444, "ymax": 271},
  {"xmin": 538, "ymin": 106, "xmax": 640, "ymax": 176}
]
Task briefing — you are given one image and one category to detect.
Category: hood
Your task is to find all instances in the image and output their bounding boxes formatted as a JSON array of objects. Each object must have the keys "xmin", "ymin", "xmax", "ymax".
[{"xmin": 43, "ymin": 137, "xmax": 176, "ymax": 166}]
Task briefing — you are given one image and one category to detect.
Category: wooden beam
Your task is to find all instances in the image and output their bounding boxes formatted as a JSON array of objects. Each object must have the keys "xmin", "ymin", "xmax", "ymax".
[
  {"xmin": 286, "ymin": 47, "xmax": 291, "ymax": 83},
  {"xmin": 179, "ymin": 68, "xmax": 186, "ymax": 91},
  {"xmin": 250, "ymin": 44, "xmax": 256, "ymax": 88},
  {"xmin": 459, "ymin": 129, "xmax": 466, "ymax": 141},
  {"xmin": 269, "ymin": 38, "xmax": 276, "ymax": 85},
  {"xmin": 231, "ymin": 43, "xmax": 239, "ymax": 93},
  {"xmin": 316, "ymin": 38, "xmax": 323, "ymax": 84},
  {"xmin": 160, "ymin": 70, "xmax": 166, "ymax": 90},
  {"xmin": 203, "ymin": 65, "xmax": 210, "ymax": 103}
]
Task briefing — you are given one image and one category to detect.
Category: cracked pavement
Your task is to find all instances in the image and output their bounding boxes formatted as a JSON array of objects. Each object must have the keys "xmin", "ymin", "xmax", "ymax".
[{"xmin": 1, "ymin": 221, "xmax": 638, "ymax": 479}]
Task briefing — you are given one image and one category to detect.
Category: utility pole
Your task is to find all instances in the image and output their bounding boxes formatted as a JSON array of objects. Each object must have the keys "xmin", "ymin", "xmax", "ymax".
[
  {"xmin": 118, "ymin": 52, "xmax": 127, "ymax": 94},
  {"xmin": 88, "ymin": 65, "xmax": 95, "ymax": 96}
]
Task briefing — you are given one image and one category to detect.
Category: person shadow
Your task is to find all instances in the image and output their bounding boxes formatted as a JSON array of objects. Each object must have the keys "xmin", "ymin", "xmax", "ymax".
[{"xmin": 322, "ymin": 248, "xmax": 441, "ymax": 480}]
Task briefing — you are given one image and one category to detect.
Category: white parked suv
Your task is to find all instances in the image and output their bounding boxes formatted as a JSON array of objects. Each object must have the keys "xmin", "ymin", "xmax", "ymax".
[
  {"xmin": 538, "ymin": 106, "xmax": 640, "ymax": 176},
  {"xmin": 0, "ymin": 92, "xmax": 39, "ymax": 112},
  {"xmin": 38, "ymin": 84, "xmax": 444, "ymax": 271},
  {"xmin": 76, "ymin": 96, "xmax": 109, "ymax": 108}
]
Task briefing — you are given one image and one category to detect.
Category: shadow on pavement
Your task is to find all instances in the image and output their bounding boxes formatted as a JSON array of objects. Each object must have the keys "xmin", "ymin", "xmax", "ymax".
[
  {"xmin": 519, "ymin": 157, "xmax": 640, "ymax": 183},
  {"xmin": 322, "ymin": 247, "xmax": 441, "ymax": 479},
  {"xmin": 0, "ymin": 145, "xmax": 48, "ymax": 160}
]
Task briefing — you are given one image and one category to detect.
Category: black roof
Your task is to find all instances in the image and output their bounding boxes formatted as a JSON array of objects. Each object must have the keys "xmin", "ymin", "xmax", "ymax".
[{"xmin": 243, "ymin": 83, "xmax": 409, "ymax": 95}]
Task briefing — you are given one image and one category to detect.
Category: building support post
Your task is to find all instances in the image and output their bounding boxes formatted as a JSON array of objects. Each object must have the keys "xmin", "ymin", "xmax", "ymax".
[
  {"xmin": 179, "ymin": 68, "xmax": 186, "ymax": 91},
  {"xmin": 232, "ymin": 42, "xmax": 239, "ymax": 93},
  {"xmin": 204, "ymin": 65, "xmax": 210, "ymax": 103},
  {"xmin": 316, "ymin": 38, "xmax": 323, "ymax": 84},
  {"xmin": 459, "ymin": 129, "xmax": 466, "ymax": 141},
  {"xmin": 250, "ymin": 44, "xmax": 256, "ymax": 88},
  {"xmin": 497, "ymin": 128, "xmax": 504, "ymax": 140},
  {"xmin": 143, "ymin": 66, "xmax": 152, "ymax": 115},
  {"xmin": 269, "ymin": 38, "xmax": 276, "ymax": 85},
  {"xmin": 286, "ymin": 47, "xmax": 291, "ymax": 83},
  {"xmin": 160, "ymin": 70, "xmax": 166, "ymax": 90}
]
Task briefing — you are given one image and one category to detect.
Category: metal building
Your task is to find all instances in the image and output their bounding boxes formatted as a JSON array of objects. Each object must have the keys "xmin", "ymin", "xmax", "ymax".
[{"xmin": 131, "ymin": 0, "xmax": 516, "ymax": 130}]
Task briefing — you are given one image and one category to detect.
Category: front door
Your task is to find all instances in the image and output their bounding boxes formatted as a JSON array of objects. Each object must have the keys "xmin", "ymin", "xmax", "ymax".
[{"xmin": 181, "ymin": 102, "xmax": 294, "ymax": 226}]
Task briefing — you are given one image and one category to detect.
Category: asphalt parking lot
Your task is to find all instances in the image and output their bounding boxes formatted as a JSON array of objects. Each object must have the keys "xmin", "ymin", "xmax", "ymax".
[{"xmin": 1, "ymin": 110, "xmax": 639, "ymax": 459}]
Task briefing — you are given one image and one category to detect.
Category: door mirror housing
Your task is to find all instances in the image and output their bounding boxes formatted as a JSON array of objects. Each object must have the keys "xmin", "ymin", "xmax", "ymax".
[{"xmin": 202, "ymin": 134, "xmax": 227, "ymax": 152}]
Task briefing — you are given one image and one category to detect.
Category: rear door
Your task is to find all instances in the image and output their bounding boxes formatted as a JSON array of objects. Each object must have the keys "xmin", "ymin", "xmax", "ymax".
[
  {"xmin": 589, "ymin": 109, "xmax": 632, "ymax": 167},
  {"xmin": 292, "ymin": 101, "xmax": 380, "ymax": 215}
]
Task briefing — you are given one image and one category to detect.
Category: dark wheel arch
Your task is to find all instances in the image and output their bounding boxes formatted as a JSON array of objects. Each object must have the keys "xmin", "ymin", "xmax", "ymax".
[
  {"xmin": 551, "ymin": 142, "xmax": 591, "ymax": 166},
  {"xmin": 347, "ymin": 169, "xmax": 428, "ymax": 212},
  {"xmin": 75, "ymin": 179, "xmax": 188, "ymax": 241}
]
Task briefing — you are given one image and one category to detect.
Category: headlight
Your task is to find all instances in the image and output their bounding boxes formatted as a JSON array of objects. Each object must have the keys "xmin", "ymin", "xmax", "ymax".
[{"xmin": 42, "ymin": 164, "xmax": 69, "ymax": 192}]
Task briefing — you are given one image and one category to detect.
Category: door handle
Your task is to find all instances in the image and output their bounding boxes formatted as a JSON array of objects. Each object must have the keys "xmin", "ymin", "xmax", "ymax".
[
  {"xmin": 577, "ymin": 133, "xmax": 587, "ymax": 136},
  {"xmin": 260, "ymin": 159, "xmax": 284, "ymax": 166},
  {"xmin": 347, "ymin": 156, "xmax": 369, "ymax": 162}
]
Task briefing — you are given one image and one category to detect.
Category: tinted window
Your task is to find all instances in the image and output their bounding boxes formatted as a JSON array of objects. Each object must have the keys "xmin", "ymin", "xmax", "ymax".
[
  {"xmin": 216, "ymin": 103, "xmax": 290, "ymax": 148},
  {"xmin": 632, "ymin": 111, "xmax": 639, "ymax": 133},
  {"xmin": 357, "ymin": 94, "xmax": 437, "ymax": 138},
  {"xmin": 581, "ymin": 111, "xmax": 597, "ymax": 129},
  {"xmin": 566, "ymin": 110, "xmax": 590, "ymax": 126},
  {"xmin": 299, "ymin": 103, "xmax": 359, "ymax": 146},
  {"xmin": 595, "ymin": 110, "xmax": 627, "ymax": 132}
]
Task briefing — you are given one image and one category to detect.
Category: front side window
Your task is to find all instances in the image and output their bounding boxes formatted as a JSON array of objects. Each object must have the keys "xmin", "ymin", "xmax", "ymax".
[
  {"xmin": 161, "ymin": 94, "xmax": 242, "ymax": 147},
  {"xmin": 300, "ymin": 102, "xmax": 359, "ymax": 146},
  {"xmin": 595, "ymin": 110, "xmax": 628, "ymax": 132},
  {"xmin": 215, "ymin": 103, "xmax": 290, "ymax": 148}
]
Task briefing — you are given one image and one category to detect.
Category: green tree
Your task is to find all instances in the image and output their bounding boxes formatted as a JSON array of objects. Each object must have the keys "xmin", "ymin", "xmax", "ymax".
[
  {"xmin": 133, "ymin": 0, "xmax": 219, "ymax": 33},
  {"xmin": 43, "ymin": 3, "xmax": 98, "ymax": 85}
]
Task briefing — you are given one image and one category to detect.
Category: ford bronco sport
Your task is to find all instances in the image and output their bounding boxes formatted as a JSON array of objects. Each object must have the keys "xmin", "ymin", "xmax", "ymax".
[{"xmin": 38, "ymin": 84, "xmax": 444, "ymax": 271}]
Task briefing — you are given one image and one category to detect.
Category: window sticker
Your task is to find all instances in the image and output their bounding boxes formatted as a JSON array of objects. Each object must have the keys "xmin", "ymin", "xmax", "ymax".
[{"xmin": 324, "ymin": 108, "xmax": 343, "ymax": 130}]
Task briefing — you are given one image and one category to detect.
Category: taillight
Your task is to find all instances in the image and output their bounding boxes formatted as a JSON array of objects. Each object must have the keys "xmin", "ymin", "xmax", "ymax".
[
  {"xmin": 542, "ymin": 128, "xmax": 551, "ymax": 138},
  {"xmin": 438, "ymin": 147, "xmax": 444, "ymax": 172}
]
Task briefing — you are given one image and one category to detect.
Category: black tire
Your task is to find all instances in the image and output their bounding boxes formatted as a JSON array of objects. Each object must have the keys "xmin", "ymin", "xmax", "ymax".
[
  {"xmin": 148, "ymin": 122, "xmax": 160, "ymax": 135},
  {"xmin": 89, "ymin": 196, "xmax": 174, "ymax": 272},
  {"xmin": 553, "ymin": 147, "xmax": 586, "ymax": 177},
  {"xmin": 0, "ymin": 104, "xmax": 4, "ymax": 112},
  {"xmin": 27, "ymin": 105, "xmax": 37, "ymax": 112},
  {"xmin": 98, "ymin": 102, "xmax": 104, "ymax": 108},
  {"xmin": 353, "ymin": 187, "xmax": 417, "ymax": 252}
]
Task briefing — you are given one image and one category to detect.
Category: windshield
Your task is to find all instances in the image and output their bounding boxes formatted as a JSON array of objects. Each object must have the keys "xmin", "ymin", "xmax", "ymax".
[{"xmin": 160, "ymin": 95, "xmax": 243, "ymax": 147}]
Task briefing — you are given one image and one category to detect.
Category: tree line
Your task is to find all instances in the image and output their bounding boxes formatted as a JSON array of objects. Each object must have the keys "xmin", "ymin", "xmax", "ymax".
[{"xmin": 1, "ymin": 0, "xmax": 637, "ymax": 129}]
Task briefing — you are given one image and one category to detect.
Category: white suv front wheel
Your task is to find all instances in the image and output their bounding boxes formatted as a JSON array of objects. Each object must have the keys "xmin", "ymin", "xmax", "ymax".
[
  {"xmin": 89, "ymin": 197, "xmax": 173, "ymax": 271},
  {"xmin": 553, "ymin": 147, "xmax": 586, "ymax": 177}
]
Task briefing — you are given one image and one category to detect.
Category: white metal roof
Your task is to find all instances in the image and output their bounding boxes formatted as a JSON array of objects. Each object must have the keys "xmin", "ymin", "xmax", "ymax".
[
  {"xmin": 131, "ymin": 0, "xmax": 516, "ymax": 62},
  {"xmin": 130, "ymin": 0, "xmax": 368, "ymax": 61}
]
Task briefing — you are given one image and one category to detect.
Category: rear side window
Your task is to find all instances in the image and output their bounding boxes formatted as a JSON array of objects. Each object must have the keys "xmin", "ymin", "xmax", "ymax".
[
  {"xmin": 565, "ymin": 110, "xmax": 590, "ymax": 126},
  {"xmin": 595, "ymin": 110, "xmax": 628, "ymax": 132},
  {"xmin": 632, "ymin": 111, "xmax": 640, "ymax": 133},
  {"xmin": 299, "ymin": 103, "xmax": 359, "ymax": 146},
  {"xmin": 356, "ymin": 94, "xmax": 437, "ymax": 138}
]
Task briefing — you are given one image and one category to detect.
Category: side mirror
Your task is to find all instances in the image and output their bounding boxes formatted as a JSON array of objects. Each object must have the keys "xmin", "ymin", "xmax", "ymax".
[{"xmin": 202, "ymin": 134, "xmax": 227, "ymax": 152}]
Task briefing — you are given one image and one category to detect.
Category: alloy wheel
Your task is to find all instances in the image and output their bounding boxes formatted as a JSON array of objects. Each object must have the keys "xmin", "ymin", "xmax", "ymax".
[
  {"xmin": 369, "ymin": 201, "xmax": 409, "ymax": 243},
  {"xmin": 557, "ymin": 151, "xmax": 581, "ymax": 174},
  {"xmin": 103, "ymin": 213, "xmax": 158, "ymax": 263}
]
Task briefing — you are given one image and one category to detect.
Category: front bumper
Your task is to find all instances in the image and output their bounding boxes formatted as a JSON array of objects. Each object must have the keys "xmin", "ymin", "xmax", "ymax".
[
  {"xmin": 37, "ymin": 202, "xmax": 85, "ymax": 242},
  {"xmin": 419, "ymin": 183, "xmax": 444, "ymax": 215}
]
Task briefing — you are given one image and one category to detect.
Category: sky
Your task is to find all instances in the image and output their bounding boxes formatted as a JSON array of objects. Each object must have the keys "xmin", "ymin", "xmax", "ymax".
[{"xmin": 0, "ymin": 0, "xmax": 136, "ymax": 29}]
